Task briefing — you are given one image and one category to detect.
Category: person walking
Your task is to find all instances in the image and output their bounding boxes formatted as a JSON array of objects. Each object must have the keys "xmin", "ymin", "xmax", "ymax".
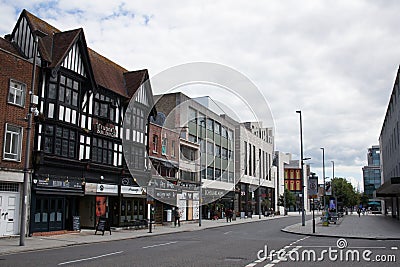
[
  {"xmin": 357, "ymin": 207, "xmax": 361, "ymax": 217},
  {"xmin": 174, "ymin": 207, "xmax": 181, "ymax": 227}
]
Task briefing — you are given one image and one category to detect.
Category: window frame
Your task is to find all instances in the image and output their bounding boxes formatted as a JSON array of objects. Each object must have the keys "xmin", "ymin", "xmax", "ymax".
[
  {"xmin": 8, "ymin": 79, "xmax": 26, "ymax": 107},
  {"xmin": 3, "ymin": 123, "xmax": 23, "ymax": 161}
]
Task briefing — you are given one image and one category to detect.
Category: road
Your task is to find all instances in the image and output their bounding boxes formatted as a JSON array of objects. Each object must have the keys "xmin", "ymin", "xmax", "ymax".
[{"xmin": 0, "ymin": 216, "xmax": 398, "ymax": 266}]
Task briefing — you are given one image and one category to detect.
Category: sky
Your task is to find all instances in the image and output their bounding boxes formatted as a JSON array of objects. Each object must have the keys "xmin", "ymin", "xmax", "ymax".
[{"xmin": 2, "ymin": 0, "xmax": 399, "ymax": 191}]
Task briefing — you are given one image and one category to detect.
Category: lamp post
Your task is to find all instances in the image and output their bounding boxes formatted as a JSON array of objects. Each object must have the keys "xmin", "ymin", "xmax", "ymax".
[
  {"xmin": 199, "ymin": 150, "xmax": 202, "ymax": 227},
  {"xmin": 20, "ymin": 30, "xmax": 46, "ymax": 246},
  {"xmin": 331, "ymin": 161, "xmax": 334, "ymax": 210},
  {"xmin": 281, "ymin": 184, "xmax": 286, "ymax": 216},
  {"xmin": 259, "ymin": 159, "xmax": 262, "ymax": 219},
  {"xmin": 320, "ymin": 148, "xmax": 325, "ymax": 210},
  {"xmin": 296, "ymin": 110, "xmax": 305, "ymax": 226}
]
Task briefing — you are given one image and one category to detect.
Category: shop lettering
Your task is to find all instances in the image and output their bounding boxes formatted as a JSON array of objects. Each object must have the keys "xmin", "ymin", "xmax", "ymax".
[{"xmin": 95, "ymin": 123, "xmax": 116, "ymax": 137}]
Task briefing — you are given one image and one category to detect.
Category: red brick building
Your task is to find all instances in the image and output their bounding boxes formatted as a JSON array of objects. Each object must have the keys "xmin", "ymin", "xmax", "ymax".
[
  {"xmin": 148, "ymin": 122, "xmax": 180, "ymax": 223},
  {"xmin": 0, "ymin": 35, "xmax": 38, "ymax": 236}
]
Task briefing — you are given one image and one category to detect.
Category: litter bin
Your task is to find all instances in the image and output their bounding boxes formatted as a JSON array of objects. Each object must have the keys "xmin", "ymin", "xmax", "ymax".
[{"xmin": 166, "ymin": 210, "xmax": 172, "ymax": 222}]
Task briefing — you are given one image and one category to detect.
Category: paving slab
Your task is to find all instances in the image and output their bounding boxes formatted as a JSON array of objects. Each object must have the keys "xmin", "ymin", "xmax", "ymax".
[{"xmin": 282, "ymin": 213, "xmax": 400, "ymax": 240}]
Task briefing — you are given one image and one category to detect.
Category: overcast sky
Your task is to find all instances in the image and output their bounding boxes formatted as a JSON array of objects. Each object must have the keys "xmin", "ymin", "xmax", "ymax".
[{"xmin": 2, "ymin": 0, "xmax": 399, "ymax": 191}]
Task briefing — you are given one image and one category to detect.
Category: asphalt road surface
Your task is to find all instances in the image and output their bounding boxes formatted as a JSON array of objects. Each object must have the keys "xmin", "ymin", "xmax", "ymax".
[{"xmin": 0, "ymin": 216, "xmax": 398, "ymax": 267}]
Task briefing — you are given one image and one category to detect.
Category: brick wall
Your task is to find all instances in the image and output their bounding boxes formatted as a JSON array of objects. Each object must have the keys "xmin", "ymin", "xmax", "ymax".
[{"xmin": 0, "ymin": 49, "xmax": 38, "ymax": 171}]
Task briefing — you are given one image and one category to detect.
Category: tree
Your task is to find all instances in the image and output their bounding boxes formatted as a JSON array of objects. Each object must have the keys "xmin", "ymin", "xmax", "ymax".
[
  {"xmin": 278, "ymin": 188, "xmax": 296, "ymax": 209},
  {"xmin": 330, "ymin": 177, "xmax": 358, "ymax": 208}
]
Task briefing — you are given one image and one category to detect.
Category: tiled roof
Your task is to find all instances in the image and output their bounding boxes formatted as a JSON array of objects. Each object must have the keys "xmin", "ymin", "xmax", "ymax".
[
  {"xmin": 124, "ymin": 69, "xmax": 148, "ymax": 98},
  {"xmin": 49, "ymin": 29, "xmax": 82, "ymax": 68},
  {"xmin": 21, "ymin": 9, "xmax": 149, "ymax": 99},
  {"xmin": 88, "ymin": 49, "xmax": 128, "ymax": 97}
]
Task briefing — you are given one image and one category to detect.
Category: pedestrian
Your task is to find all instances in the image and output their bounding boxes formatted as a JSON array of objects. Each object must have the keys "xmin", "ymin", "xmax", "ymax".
[
  {"xmin": 229, "ymin": 209, "xmax": 234, "ymax": 222},
  {"xmin": 225, "ymin": 208, "xmax": 230, "ymax": 222},
  {"xmin": 174, "ymin": 207, "xmax": 181, "ymax": 227},
  {"xmin": 357, "ymin": 208, "xmax": 361, "ymax": 217}
]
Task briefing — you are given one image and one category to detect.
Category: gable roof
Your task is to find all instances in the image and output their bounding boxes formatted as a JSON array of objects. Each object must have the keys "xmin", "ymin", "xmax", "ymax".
[
  {"xmin": 124, "ymin": 69, "xmax": 148, "ymax": 98},
  {"xmin": 49, "ymin": 29, "xmax": 82, "ymax": 68},
  {"xmin": 9, "ymin": 9, "xmax": 156, "ymax": 112}
]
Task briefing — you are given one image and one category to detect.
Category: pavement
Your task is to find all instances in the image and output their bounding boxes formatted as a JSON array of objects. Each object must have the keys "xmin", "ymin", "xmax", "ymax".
[
  {"xmin": 282, "ymin": 211, "xmax": 400, "ymax": 240},
  {"xmin": 0, "ymin": 214, "xmax": 289, "ymax": 255},
  {"xmin": 1, "ymin": 212, "xmax": 399, "ymax": 256}
]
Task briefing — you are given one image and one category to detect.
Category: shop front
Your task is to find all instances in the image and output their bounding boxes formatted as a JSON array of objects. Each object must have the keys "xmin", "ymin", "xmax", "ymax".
[
  {"xmin": 80, "ymin": 182, "xmax": 118, "ymax": 228},
  {"xmin": 120, "ymin": 185, "xmax": 146, "ymax": 226},
  {"xmin": 30, "ymin": 175, "xmax": 83, "ymax": 234}
]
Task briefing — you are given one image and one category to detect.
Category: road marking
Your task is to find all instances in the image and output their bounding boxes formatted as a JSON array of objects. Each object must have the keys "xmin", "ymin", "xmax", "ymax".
[
  {"xmin": 142, "ymin": 241, "xmax": 177, "ymax": 249},
  {"xmin": 58, "ymin": 251, "xmax": 123, "ymax": 265},
  {"xmin": 245, "ymin": 236, "xmax": 309, "ymax": 267},
  {"xmin": 391, "ymin": 247, "xmax": 398, "ymax": 250},
  {"xmin": 224, "ymin": 231, "xmax": 233, "ymax": 235}
]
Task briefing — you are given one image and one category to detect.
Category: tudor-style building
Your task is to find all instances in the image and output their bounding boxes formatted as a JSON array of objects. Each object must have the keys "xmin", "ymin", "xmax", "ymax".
[{"xmin": 2, "ymin": 9, "xmax": 155, "ymax": 234}]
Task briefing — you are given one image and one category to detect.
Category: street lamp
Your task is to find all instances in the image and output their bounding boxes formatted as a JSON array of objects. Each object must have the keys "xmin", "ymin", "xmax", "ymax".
[
  {"xmin": 296, "ymin": 110, "xmax": 305, "ymax": 226},
  {"xmin": 281, "ymin": 184, "xmax": 286, "ymax": 216},
  {"xmin": 320, "ymin": 148, "xmax": 325, "ymax": 210},
  {"xmin": 20, "ymin": 30, "xmax": 47, "ymax": 246},
  {"xmin": 199, "ymin": 150, "xmax": 202, "ymax": 227}
]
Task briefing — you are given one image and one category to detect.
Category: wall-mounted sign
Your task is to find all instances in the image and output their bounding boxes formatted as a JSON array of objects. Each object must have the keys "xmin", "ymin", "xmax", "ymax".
[
  {"xmin": 94, "ymin": 121, "xmax": 116, "ymax": 137},
  {"xmin": 121, "ymin": 186, "xmax": 143, "ymax": 195},
  {"xmin": 97, "ymin": 184, "xmax": 118, "ymax": 194},
  {"xmin": 85, "ymin": 183, "xmax": 118, "ymax": 195},
  {"xmin": 34, "ymin": 177, "xmax": 82, "ymax": 190}
]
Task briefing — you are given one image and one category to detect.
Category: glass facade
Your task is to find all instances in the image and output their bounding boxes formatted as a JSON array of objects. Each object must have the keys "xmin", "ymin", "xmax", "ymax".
[{"xmin": 363, "ymin": 146, "xmax": 381, "ymax": 199}]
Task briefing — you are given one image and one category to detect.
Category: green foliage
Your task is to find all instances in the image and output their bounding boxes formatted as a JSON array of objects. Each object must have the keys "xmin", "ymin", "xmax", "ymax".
[
  {"xmin": 331, "ymin": 177, "xmax": 359, "ymax": 207},
  {"xmin": 278, "ymin": 188, "xmax": 296, "ymax": 208}
]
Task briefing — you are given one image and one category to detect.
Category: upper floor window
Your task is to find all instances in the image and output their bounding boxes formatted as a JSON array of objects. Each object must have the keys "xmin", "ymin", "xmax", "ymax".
[
  {"xmin": 171, "ymin": 140, "xmax": 176, "ymax": 157},
  {"xmin": 125, "ymin": 106, "xmax": 145, "ymax": 133},
  {"xmin": 162, "ymin": 138, "xmax": 168, "ymax": 155},
  {"xmin": 189, "ymin": 108, "xmax": 197, "ymax": 124},
  {"xmin": 206, "ymin": 118, "xmax": 214, "ymax": 131},
  {"xmin": 52, "ymin": 126, "xmax": 76, "ymax": 158},
  {"xmin": 94, "ymin": 93, "xmax": 116, "ymax": 122},
  {"xmin": 221, "ymin": 127, "xmax": 228, "ymax": 139},
  {"xmin": 92, "ymin": 137, "xmax": 113, "ymax": 165},
  {"xmin": 8, "ymin": 79, "xmax": 26, "ymax": 107},
  {"xmin": 59, "ymin": 75, "xmax": 79, "ymax": 107},
  {"xmin": 215, "ymin": 122, "xmax": 221, "ymax": 135},
  {"xmin": 198, "ymin": 113, "xmax": 206, "ymax": 127},
  {"xmin": 215, "ymin": 145, "xmax": 221, "ymax": 158},
  {"xmin": 3, "ymin": 124, "xmax": 23, "ymax": 161},
  {"xmin": 228, "ymin": 129, "xmax": 233, "ymax": 140},
  {"xmin": 153, "ymin": 135, "xmax": 158, "ymax": 153}
]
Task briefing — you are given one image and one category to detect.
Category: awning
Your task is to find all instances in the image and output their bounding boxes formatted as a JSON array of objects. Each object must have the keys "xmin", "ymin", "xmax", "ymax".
[{"xmin": 376, "ymin": 177, "xmax": 400, "ymax": 198}]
